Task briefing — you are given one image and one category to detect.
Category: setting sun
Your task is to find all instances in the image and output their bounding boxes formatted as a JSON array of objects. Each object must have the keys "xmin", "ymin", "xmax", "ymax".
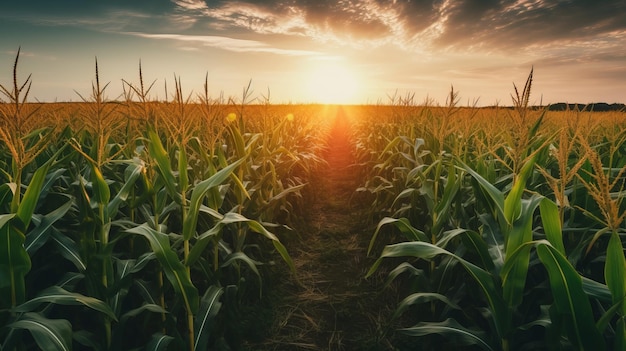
[{"xmin": 304, "ymin": 59, "xmax": 362, "ymax": 104}]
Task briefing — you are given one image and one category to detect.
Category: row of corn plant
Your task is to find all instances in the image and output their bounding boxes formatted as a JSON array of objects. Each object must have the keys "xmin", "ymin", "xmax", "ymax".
[
  {"xmin": 361, "ymin": 70, "xmax": 626, "ymax": 350},
  {"xmin": 0, "ymin": 50, "xmax": 325, "ymax": 350}
]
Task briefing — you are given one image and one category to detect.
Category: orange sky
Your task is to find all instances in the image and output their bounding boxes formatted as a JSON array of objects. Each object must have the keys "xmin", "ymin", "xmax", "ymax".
[{"xmin": 1, "ymin": 1, "xmax": 625, "ymax": 105}]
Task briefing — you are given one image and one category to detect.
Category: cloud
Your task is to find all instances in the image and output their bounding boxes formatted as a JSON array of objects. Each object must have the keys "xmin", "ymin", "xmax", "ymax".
[
  {"xmin": 435, "ymin": 0, "xmax": 626, "ymax": 50},
  {"xmin": 10, "ymin": 0, "xmax": 624, "ymax": 54},
  {"xmin": 125, "ymin": 31, "xmax": 323, "ymax": 56},
  {"xmin": 170, "ymin": 0, "xmax": 626, "ymax": 53}
]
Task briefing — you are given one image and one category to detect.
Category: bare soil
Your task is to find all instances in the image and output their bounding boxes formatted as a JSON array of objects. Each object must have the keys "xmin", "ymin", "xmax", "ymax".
[{"xmin": 247, "ymin": 106, "xmax": 399, "ymax": 350}]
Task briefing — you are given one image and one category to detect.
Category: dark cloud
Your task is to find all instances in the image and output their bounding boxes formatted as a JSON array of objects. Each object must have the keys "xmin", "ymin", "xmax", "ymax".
[
  {"xmin": 436, "ymin": 0, "xmax": 626, "ymax": 49},
  {"xmin": 5, "ymin": 0, "xmax": 175, "ymax": 17},
  {"xmin": 390, "ymin": 0, "xmax": 441, "ymax": 34},
  {"xmin": 6, "ymin": 0, "xmax": 626, "ymax": 52},
  {"xmin": 179, "ymin": 0, "xmax": 626, "ymax": 51}
]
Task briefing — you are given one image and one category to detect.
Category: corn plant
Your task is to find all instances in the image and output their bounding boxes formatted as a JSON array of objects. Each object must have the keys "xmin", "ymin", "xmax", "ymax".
[
  {"xmin": 0, "ymin": 50, "xmax": 116, "ymax": 350},
  {"xmin": 364, "ymin": 71, "xmax": 622, "ymax": 350}
]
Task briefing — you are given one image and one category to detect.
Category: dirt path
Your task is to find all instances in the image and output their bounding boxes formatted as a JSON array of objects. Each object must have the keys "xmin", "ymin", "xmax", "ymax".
[{"xmin": 251, "ymin": 106, "xmax": 395, "ymax": 351}]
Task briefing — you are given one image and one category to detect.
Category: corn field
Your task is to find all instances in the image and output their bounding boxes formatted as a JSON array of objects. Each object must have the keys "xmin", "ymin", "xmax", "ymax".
[{"xmin": 1, "ymin": 50, "xmax": 626, "ymax": 351}]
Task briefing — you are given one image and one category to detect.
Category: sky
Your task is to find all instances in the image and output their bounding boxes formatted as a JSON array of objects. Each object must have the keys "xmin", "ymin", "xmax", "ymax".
[{"xmin": 0, "ymin": 0, "xmax": 625, "ymax": 105}]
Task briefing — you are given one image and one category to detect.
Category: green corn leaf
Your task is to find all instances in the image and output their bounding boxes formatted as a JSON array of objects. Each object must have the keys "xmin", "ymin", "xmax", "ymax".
[
  {"xmin": 119, "ymin": 303, "xmax": 167, "ymax": 324},
  {"xmin": 384, "ymin": 262, "xmax": 425, "ymax": 289},
  {"xmin": 0, "ymin": 183, "xmax": 15, "ymax": 209},
  {"xmin": 432, "ymin": 163, "xmax": 460, "ymax": 236},
  {"xmin": 0, "ymin": 213, "xmax": 15, "ymax": 230},
  {"xmin": 539, "ymin": 197, "xmax": 566, "ymax": 255},
  {"xmin": 221, "ymin": 252, "xmax": 262, "ymax": 281},
  {"xmin": 436, "ymin": 228, "xmax": 494, "ymax": 271},
  {"xmin": 147, "ymin": 129, "xmax": 182, "ymax": 204},
  {"xmin": 528, "ymin": 109, "xmax": 546, "ymax": 141},
  {"xmin": 367, "ymin": 241, "xmax": 509, "ymax": 339},
  {"xmin": 400, "ymin": 318, "xmax": 495, "ymax": 351},
  {"xmin": 38, "ymin": 168, "xmax": 66, "ymax": 202},
  {"xmin": 187, "ymin": 222, "xmax": 225, "ymax": 267},
  {"xmin": 13, "ymin": 285, "xmax": 117, "ymax": 321},
  {"xmin": 501, "ymin": 241, "xmax": 534, "ymax": 308},
  {"xmin": 0, "ymin": 216, "xmax": 29, "ymax": 308},
  {"xmin": 194, "ymin": 285, "xmax": 223, "ymax": 351},
  {"xmin": 605, "ymin": 231, "xmax": 626, "ymax": 314},
  {"xmin": 133, "ymin": 279, "xmax": 159, "ymax": 305},
  {"xmin": 16, "ymin": 154, "xmax": 58, "ymax": 229},
  {"xmin": 178, "ymin": 143, "xmax": 189, "ymax": 194},
  {"xmin": 227, "ymin": 123, "xmax": 246, "ymax": 159},
  {"xmin": 368, "ymin": 217, "xmax": 428, "ymax": 255},
  {"xmin": 393, "ymin": 292, "xmax": 461, "ymax": 320},
  {"xmin": 502, "ymin": 195, "xmax": 542, "ymax": 307},
  {"xmin": 261, "ymin": 183, "xmax": 307, "ymax": 210},
  {"xmin": 25, "ymin": 194, "xmax": 73, "ymax": 255},
  {"xmin": 50, "ymin": 228, "xmax": 86, "ymax": 272},
  {"xmin": 71, "ymin": 330, "xmax": 102, "ymax": 350},
  {"xmin": 596, "ymin": 299, "xmax": 624, "ymax": 333},
  {"xmin": 127, "ymin": 224, "xmax": 199, "ymax": 314},
  {"xmin": 147, "ymin": 333, "xmax": 174, "ymax": 351},
  {"xmin": 616, "ymin": 319, "xmax": 626, "ymax": 351},
  {"xmin": 89, "ymin": 163, "xmax": 110, "ymax": 206},
  {"xmin": 246, "ymin": 218, "xmax": 295, "ymax": 273},
  {"xmin": 107, "ymin": 160, "xmax": 144, "ymax": 217},
  {"xmin": 478, "ymin": 213, "xmax": 505, "ymax": 272},
  {"xmin": 456, "ymin": 159, "xmax": 505, "ymax": 223},
  {"xmin": 182, "ymin": 158, "xmax": 245, "ymax": 241},
  {"xmin": 582, "ymin": 276, "xmax": 612, "ymax": 303},
  {"xmin": 188, "ymin": 212, "xmax": 294, "ymax": 272},
  {"xmin": 459, "ymin": 230, "xmax": 495, "ymax": 272},
  {"xmin": 9, "ymin": 313, "xmax": 72, "ymax": 351},
  {"xmin": 536, "ymin": 243, "xmax": 605, "ymax": 350},
  {"xmin": 503, "ymin": 154, "xmax": 536, "ymax": 225}
]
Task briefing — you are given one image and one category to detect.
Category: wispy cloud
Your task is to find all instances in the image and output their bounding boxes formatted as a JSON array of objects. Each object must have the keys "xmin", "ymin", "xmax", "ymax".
[
  {"xmin": 125, "ymin": 31, "xmax": 323, "ymax": 56},
  {"xmin": 171, "ymin": 0, "xmax": 626, "ymax": 52}
]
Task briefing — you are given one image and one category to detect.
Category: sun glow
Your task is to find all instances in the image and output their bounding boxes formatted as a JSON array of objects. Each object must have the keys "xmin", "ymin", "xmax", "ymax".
[{"xmin": 304, "ymin": 59, "xmax": 362, "ymax": 104}]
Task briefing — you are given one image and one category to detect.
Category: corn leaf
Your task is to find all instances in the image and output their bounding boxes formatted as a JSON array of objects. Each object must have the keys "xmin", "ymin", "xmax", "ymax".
[
  {"xmin": 127, "ymin": 224, "xmax": 199, "ymax": 314},
  {"xmin": 16, "ymin": 155, "xmax": 57, "ymax": 229},
  {"xmin": 400, "ymin": 318, "xmax": 495, "ymax": 351},
  {"xmin": 502, "ymin": 195, "xmax": 542, "ymax": 306},
  {"xmin": 89, "ymin": 163, "xmax": 110, "ymax": 207},
  {"xmin": 0, "ymin": 182, "xmax": 15, "ymax": 208},
  {"xmin": 25, "ymin": 194, "xmax": 73, "ymax": 255},
  {"xmin": 0, "ymin": 216, "xmax": 29, "ymax": 308},
  {"xmin": 148, "ymin": 129, "xmax": 182, "ymax": 204},
  {"xmin": 539, "ymin": 197, "xmax": 565, "ymax": 255},
  {"xmin": 194, "ymin": 285, "xmax": 223, "ymax": 351},
  {"xmin": 221, "ymin": 252, "xmax": 262, "ymax": 281},
  {"xmin": 188, "ymin": 212, "xmax": 294, "ymax": 272},
  {"xmin": 182, "ymin": 158, "xmax": 245, "ymax": 241},
  {"xmin": 432, "ymin": 163, "xmax": 460, "ymax": 236},
  {"xmin": 147, "ymin": 333, "xmax": 174, "ymax": 351},
  {"xmin": 501, "ymin": 241, "xmax": 534, "ymax": 308},
  {"xmin": 393, "ymin": 292, "xmax": 461, "ymax": 320},
  {"xmin": 604, "ymin": 231, "xmax": 626, "ymax": 350},
  {"xmin": 178, "ymin": 143, "xmax": 189, "ymax": 194},
  {"xmin": 9, "ymin": 313, "xmax": 72, "ymax": 351},
  {"xmin": 367, "ymin": 241, "xmax": 509, "ymax": 339},
  {"xmin": 456, "ymin": 159, "xmax": 505, "ymax": 223},
  {"xmin": 108, "ymin": 160, "xmax": 144, "ymax": 217},
  {"xmin": 368, "ymin": 217, "xmax": 428, "ymax": 255},
  {"xmin": 50, "ymin": 228, "xmax": 86, "ymax": 272},
  {"xmin": 536, "ymin": 243, "xmax": 605, "ymax": 350},
  {"xmin": 605, "ymin": 231, "xmax": 626, "ymax": 315},
  {"xmin": 13, "ymin": 285, "xmax": 117, "ymax": 321},
  {"xmin": 503, "ymin": 152, "xmax": 536, "ymax": 225},
  {"xmin": 436, "ymin": 228, "xmax": 494, "ymax": 271}
]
